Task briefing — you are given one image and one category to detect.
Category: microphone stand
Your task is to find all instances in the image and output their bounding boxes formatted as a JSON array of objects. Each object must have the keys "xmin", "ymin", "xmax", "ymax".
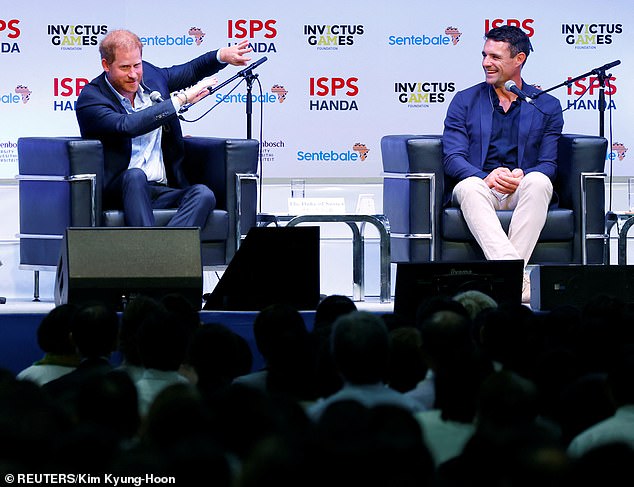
[
  {"xmin": 534, "ymin": 61, "xmax": 621, "ymax": 263},
  {"xmin": 179, "ymin": 58, "xmax": 266, "ymax": 140}
]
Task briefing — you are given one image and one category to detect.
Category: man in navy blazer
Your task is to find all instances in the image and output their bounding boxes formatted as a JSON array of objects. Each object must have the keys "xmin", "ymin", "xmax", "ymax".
[
  {"xmin": 442, "ymin": 25, "xmax": 563, "ymax": 302},
  {"xmin": 76, "ymin": 29, "xmax": 252, "ymax": 227}
]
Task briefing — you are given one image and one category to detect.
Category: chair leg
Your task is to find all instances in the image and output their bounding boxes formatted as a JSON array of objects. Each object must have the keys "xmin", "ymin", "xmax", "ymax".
[{"xmin": 33, "ymin": 270, "xmax": 40, "ymax": 302}]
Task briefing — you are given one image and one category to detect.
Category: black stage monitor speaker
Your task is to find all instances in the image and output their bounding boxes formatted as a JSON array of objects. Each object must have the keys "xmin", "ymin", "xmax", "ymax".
[
  {"xmin": 55, "ymin": 227, "xmax": 203, "ymax": 311},
  {"xmin": 203, "ymin": 226, "xmax": 321, "ymax": 311},
  {"xmin": 394, "ymin": 260, "xmax": 523, "ymax": 322},
  {"xmin": 530, "ymin": 264, "xmax": 634, "ymax": 311}
]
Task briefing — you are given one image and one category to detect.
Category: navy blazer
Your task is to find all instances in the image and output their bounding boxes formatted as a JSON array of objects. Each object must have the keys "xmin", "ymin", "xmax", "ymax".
[
  {"xmin": 442, "ymin": 80, "xmax": 564, "ymax": 205},
  {"xmin": 76, "ymin": 50, "xmax": 226, "ymax": 201}
]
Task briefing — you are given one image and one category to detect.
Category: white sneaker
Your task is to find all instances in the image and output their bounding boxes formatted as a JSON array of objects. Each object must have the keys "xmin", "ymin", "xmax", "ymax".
[{"xmin": 522, "ymin": 272, "xmax": 531, "ymax": 304}]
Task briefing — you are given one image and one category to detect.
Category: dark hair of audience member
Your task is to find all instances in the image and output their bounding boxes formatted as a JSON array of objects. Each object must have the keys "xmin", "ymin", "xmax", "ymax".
[
  {"xmin": 120, "ymin": 295, "xmax": 168, "ymax": 368},
  {"xmin": 71, "ymin": 302, "xmax": 119, "ymax": 359},
  {"xmin": 387, "ymin": 326, "xmax": 428, "ymax": 393},
  {"xmin": 36, "ymin": 303, "xmax": 79, "ymax": 357}
]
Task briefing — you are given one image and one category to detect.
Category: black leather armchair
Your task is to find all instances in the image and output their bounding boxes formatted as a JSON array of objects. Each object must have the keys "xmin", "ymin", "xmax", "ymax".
[
  {"xmin": 381, "ymin": 133, "xmax": 608, "ymax": 265},
  {"xmin": 17, "ymin": 136, "xmax": 259, "ymax": 299}
]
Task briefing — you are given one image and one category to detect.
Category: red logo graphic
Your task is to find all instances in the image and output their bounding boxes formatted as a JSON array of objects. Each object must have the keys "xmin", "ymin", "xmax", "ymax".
[
  {"xmin": 445, "ymin": 27, "xmax": 462, "ymax": 45},
  {"xmin": 188, "ymin": 27, "xmax": 205, "ymax": 45},
  {"xmin": 15, "ymin": 84, "xmax": 31, "ymax": 103},
  {"xmin": 271, "ymin": 84, "xmax": 287, "ymax": 103},
  {"xmin": 353, "ymin": 143, "xmax": 369, "ymax": 161}
]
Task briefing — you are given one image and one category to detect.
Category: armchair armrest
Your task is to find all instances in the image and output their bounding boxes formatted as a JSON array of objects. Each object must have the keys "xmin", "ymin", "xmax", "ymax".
[
  {"xmin": 555, "ymin": 134, "xmax": 607, "ymax": 263},
  {"xmin": 183, "ymin": 136, "xmax": 259, "ymax": 262}
]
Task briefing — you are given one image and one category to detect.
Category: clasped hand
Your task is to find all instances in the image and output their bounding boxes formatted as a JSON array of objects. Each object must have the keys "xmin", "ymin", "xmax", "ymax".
[{"xmin": 485, "ymin": 166, "xmax": 524, "ymax": 195}]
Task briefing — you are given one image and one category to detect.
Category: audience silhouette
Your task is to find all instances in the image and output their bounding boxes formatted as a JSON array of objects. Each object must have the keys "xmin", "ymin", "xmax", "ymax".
[{"xmin": 5, "ymin": 287, "xmax": 634, "ymax": 484}]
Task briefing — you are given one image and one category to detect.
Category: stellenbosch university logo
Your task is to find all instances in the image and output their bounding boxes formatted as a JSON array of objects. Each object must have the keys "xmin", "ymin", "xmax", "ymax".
[
  {"xmin": 395, "ymin": 81, "xmax": 455, "ymax": 108},
  {"xmin": 309, "ymin": 77, "xmax": 359, "ymax": 111},
  {"xmin": 261, "ymin": 139, "xmax": 286, "ymax": 163},
  {"xmin": 48, "ymin": 24, "xmax": 107, "ymax": 50},
  {"xmin": 388, "ymin": 25, "xmax": 461, "ymax": 47},
  {"xmin": 227, "ymin": 19, "xmax": 278, "ymax": 53},
  {"xmin": 140, "ymin": 27, "xmax": 202, "ymax": 47},
  {"xmin": 2, "ymin": 84, "xmax": 30, "ymax": 105},
  {"xmin": 566, "ymin": 75, "xmax": 618, "ymax": 111},
  {"xmin": 1, "ymin": 18, "xmax": 20, "ymax": 54},
  {"xmin": 303, "ymin": 24, "xmax": 364, "ymax": 50},
  {"xmin": 297, "ymin": 142, "xmax": 369, "ymax": 163},
  {"xmin": 0, "ymin": 139, "xmax": 18, "ymax": 166},
  {"xmin": 561, "ymin": 23, "xmax": 623, "ymax": 49}
]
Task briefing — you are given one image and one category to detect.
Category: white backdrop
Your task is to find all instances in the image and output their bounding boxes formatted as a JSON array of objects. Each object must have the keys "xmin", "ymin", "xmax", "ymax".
[{"xmin": 1, "ymin": 0, "xmax": 632, "ymax": 181}]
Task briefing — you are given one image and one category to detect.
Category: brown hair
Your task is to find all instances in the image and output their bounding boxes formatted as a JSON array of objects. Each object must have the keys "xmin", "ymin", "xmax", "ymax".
[{"xmin": 99, "ymin": 29, "xmax": 143, "ymax": 64}]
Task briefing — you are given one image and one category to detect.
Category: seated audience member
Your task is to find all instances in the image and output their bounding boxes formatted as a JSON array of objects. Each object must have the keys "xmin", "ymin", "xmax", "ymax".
[
  {"xmin": 233, "ymin": 303, "xmax": 309, "ymax": 393},
  {"xmin": 118, "ymin": 295, "xmax": 168, "ymax": 383},
  {"xmin": 185, "ymin": 323, "xmax": 253, "ymax": 396},
  {"xmin": 452, "ymin": 289, "xmax": 498, "ymax": 321},
  {"xmin": 387, "ymin": 326, "xmax": 428, "ymax": 394},
  {"xmin": 405, "ymin": 308, "xmax": 474, "ymax": 411},
  {"xmin": 567, "ymin": 350, "xmax": 634, "ymax": 458},
  {"xmin": 43, "ymin": 303, "xmax": 120, "ymax": 415},
  {"xmin": 17, "ymin": 304, "xmax": 80, "ymax": 385},
  {"xmin": 134, "ymin": 305, "xmax": 190, "ymax": 417},
  {"xmin": 311, "ymin": 294, "xmax": 357, "ymax": 399},
  {"xmin": 309, "ymin": 401, "xmax": 434, "ymax": 487},
  {"xmin": 307, "ymin": 311, "xmax": 420, "ymax": 421}
]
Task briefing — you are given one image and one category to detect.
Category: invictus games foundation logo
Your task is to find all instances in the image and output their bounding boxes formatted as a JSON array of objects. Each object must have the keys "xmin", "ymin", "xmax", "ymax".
[
  {"xmin": 394, "ymin": 81, "xmax": 455, "ymax": 108},
  {"xmin": 561, "ymin": 23, "xmax": 623, "ymax": 49},
  {"xmin": 303, "ymin": 24, "xmax": 365, "ymax": 50},
  {"xmin": 47, "ymin": 24, "xmax": 107, "ymax": 50},
  {"xmin": 271, "ymin": 84, "xmax": 288, "ymax": 103},
  {"xmin": 610, "ymin": 142, "xmax": 628, "ymax": 162},
  {"xmin": 188, "ymin": 27, "xmax": 205, "ymax": 45},
  {"xmin": 388, "ymin": 25, "xmax": 461, "ymax": 47}
]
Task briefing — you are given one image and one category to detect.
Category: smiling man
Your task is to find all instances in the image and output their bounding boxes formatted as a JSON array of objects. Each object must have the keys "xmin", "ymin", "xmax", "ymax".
[
  {"xmin": 441, "ymin": 25, "xmax": 563, "ymax": 303},
  {"xmin": 76, "ymin": 29, "xmax": 252, "ymax": 228}
]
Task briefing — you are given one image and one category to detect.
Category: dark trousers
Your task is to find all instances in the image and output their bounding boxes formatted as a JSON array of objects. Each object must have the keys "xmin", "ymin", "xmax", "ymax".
[{"xmin": 119, "ymin": 168, "xmax": 216, "ymax": 227}]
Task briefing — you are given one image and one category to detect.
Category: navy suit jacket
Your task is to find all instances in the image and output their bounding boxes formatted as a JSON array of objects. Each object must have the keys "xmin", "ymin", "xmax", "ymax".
[
  {"xmin": 76, "ymin": 51, "xmax": 226, "ymax": 206},
  {"xmin": 442, "ymin": 80, "xmax": 564, "ymax": 206}
]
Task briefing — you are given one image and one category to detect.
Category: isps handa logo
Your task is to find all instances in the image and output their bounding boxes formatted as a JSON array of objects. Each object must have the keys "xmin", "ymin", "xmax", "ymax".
[
  {"xmin": 394, "ymin": 81, "xmax": 455, "ymax": 108},
  {"xmin": 2, "ymin": 84, "xmax": 31, "ymax": 105},
  {"xmin": 309, "ymin": 77, "xmax": 359, "ymax": 111},
  {"xmin": 388, "ymin": 25, "xmax": 462, "ymax": 48},
  {"xmin": 561, "ymin": 23, "xmax": 623, "ymax": 49},
  {"xmin": 47, "ymin": 24, "xmax": 107, "ymax": 50},
  {"xmin": 297, "ymin": 143, "xmax": 369, "ymax": 163},
  {"xmin": 227, "ymin": 19, "xmax": 278, "ymax": 54},
  {"xmin": 1, "ymin": 18, "xmax": 21, "ymax": 54},
  {"xmin": 566, "ymin": 75, "xmax": 618, "ymax": 111}
]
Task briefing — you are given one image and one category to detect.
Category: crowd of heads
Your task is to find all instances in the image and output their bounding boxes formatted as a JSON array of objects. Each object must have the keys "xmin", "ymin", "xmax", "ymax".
[{"xmin": 2, "ymin": 288, "xmax": 634, "ymax": 485}]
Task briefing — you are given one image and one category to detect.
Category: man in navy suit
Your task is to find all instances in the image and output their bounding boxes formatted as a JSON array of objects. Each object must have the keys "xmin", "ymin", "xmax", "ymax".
[
  {"xmin": 442, "ymin": 25, "xmax": 563, "ymax": 302},
  {"xmin": 76, "ymin": 29, "xmax": 252, "ymax": 227}
]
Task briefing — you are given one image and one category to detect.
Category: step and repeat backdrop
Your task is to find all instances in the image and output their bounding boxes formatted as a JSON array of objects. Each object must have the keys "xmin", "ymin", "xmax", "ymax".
[{"xmin": 1, "ymin": 0, "xmax": 632, "ymax": 181}]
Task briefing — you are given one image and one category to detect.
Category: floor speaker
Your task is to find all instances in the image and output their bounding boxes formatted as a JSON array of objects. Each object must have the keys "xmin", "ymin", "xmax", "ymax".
[
  {"xmin": 530, "ymin": 264, "xmax": 634, "ymax": 311},
  {"xmin": 55, "ymin": 227, "xmax": 203, "ymax": 311},
  {"xmin": 394, "ymin": 260, "xmax": 523, "ymax": 323},
  {"xmin": 203, "ymin": 226, "xmax": 321, "ymax": 311}
]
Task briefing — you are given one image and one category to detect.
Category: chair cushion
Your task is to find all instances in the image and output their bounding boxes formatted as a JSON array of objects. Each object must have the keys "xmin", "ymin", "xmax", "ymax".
[
  {"xmin": 441, "ymin": 207, "xmax": 574, "ymax": 242},
  {"xmin": 102, "ymin": 209, "xmax": 229, "ymax": 242}
]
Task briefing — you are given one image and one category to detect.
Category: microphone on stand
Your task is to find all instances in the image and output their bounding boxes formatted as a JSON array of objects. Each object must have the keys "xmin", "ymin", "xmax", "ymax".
[
  {"xmin": 504, "ymin": 80, "xmax": 534, "ymax": 104},
  {"xmin": 235, "ymin": 56, "xmax": 268, "ymax": 78},
  {"xmin": 592, "ymin": 59, "xmax": 621, "ymax": 74},
  {"xmin": 149, "ymin": 91, "xmax": 164, "ymax": 103}
]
